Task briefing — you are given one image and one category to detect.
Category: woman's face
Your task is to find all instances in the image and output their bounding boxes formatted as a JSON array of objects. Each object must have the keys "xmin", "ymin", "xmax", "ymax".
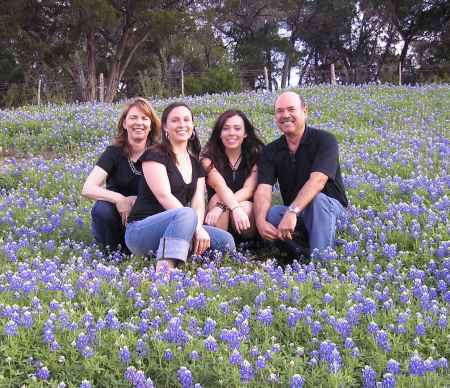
[
  {"xmin": 220, "ymin": 115, "xmax": 247, "ymax": 151},
  {"xmin": 164, "ymin": 106, "xmax": 193, "ymax": 144},
  {"xmin": 123, "ymin": 105, "xmax": 151, "ymax": 144}
]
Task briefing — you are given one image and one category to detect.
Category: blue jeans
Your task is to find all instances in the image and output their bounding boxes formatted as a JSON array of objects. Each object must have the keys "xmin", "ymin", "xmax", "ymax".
[
  {"xmin": 125, "ymin": 207, "xmax": 235, "ymax": 262},
  {"xmin": 91, "ymin": 201, "xmax": 126, "ymax": 251},
  {"xmin": 267, "ymin": 193, "xmax": 345, "ymax": 252}
]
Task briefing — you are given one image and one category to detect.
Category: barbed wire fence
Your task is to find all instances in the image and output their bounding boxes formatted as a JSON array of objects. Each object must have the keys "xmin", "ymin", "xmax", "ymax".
[{"xmin": 1, "ymin": 63, "xmax": 449, "ymax": 107}]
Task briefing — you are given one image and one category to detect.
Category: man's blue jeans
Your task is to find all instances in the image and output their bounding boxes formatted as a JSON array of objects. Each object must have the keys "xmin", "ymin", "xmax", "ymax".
[
  {"xmin": 267, "ymin": 193, "xmax": 345, "ymax": 252},
  {"xmin": 125, "ymin": 207, "xmax": 236, "ymax": 262},
  {"xmin": 91, "ymin": 200, "xmax": 126, "ymax": 251}
]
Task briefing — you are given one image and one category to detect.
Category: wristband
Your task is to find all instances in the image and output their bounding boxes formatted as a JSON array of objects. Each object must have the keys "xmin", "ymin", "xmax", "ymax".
[
  {"xmin": 231, "ymin": 205, "xmax": 241, "ymax": 211},
  {"xmin": 216, "ymin": 202, "xmax": 228, "ymax": 212}
]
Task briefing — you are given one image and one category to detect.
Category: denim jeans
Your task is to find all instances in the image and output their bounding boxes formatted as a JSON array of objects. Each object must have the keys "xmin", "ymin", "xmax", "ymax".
[
  {"xmin": 91, "ymin": 200, "xmax": 126, "ymax": 251},
  {"xmin": 125, "ymin": 207, "xmax": 236, "ymax": 262},
  {"xmin": 267, "ymin": 193, "xmax": 345, "ymax": 252}
]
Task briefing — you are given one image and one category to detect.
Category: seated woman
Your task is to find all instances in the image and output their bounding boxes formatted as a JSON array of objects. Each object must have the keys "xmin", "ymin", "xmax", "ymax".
[
  {"xmin": 201, "ymin": 110, "xmax": 264, "ymax": 240},
  {"xmin": 82, "ymin": 97, "xmax": 161, "ymax": 252},
  {"xmin": 125, "ymin": 102, "xmax": 235, "ymax": 273}
]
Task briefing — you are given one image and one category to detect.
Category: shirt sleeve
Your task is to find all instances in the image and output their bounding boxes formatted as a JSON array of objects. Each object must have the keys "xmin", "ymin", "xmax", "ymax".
[
  {"xmin": 140, "ymin": 150, "xmax": 169, "ymax": 165},
  {"xmin": 257, "ymin": 144, "xmax": 276, "ymax": 185},
  {"xmin": 96, "ymin": 146, "xmax": 118, "ymax": 175},
  {"xmin": 195, "ymin": 158, "xmax": 206, "ymax": 178},
  {"xmin": 311, "ymin": 132, "xmax": 339, "ymax": 179}
]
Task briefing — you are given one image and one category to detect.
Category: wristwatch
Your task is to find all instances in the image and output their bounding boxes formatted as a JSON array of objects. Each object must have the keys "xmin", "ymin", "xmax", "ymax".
[{"xmin": 287, "ymin": 204, "xmax": 301, "ymax": 215}]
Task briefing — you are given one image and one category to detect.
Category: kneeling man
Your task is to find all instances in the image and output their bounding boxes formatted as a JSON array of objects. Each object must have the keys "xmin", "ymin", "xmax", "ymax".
[{"xmin": 254, "ymin": 91, "xmax": 348, "ymax": 259}]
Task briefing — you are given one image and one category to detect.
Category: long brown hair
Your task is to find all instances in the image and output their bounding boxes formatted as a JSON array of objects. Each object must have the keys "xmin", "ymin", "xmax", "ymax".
[
  {"xmin": 154, "ymin": 102, "xmax": 201, "ymax": 161},
  {"xmin": 201, "ymin": 109, "xmax": 264, "ymax": 179},
  {"xmin": 113, "ymin": 97, "xmax": 161, "ymax": 155}
]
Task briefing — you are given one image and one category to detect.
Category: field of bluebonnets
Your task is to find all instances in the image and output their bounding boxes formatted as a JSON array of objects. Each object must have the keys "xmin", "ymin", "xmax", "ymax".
[{"xmin": 0, "ymin": 85, "xmax": 449, "ymax": 388}]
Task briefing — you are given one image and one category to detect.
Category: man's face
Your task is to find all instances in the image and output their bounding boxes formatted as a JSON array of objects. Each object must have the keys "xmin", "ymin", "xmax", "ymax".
[{"xmin": 274, "ymin": 93, "xmax": 307, "ymax": 136}]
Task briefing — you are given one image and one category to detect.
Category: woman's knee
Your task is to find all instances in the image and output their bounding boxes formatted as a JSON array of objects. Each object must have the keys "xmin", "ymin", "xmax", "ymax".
[
  {"xmin": 92, "ymin": 201, "xmax": 119, "ymax": 223},
  {"xmin": 175, "ymin": 207, "xmax": 198, "ymax": 226}
]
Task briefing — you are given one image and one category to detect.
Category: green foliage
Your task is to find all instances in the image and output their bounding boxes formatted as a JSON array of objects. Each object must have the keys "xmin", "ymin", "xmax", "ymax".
[{"xmin": 185, "ymin": 66, "xmax": 242, "ymax": 96}]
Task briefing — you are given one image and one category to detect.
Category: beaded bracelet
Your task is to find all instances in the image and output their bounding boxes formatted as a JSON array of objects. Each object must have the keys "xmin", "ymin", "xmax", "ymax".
[{"xmin": 216, "ymin": 202, "xmax": 228, "ymax": 212}]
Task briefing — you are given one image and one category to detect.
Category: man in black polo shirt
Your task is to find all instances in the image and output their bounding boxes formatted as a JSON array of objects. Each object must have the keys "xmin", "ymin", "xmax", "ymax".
[{"xmin": 254, "ymin": 91, "xmax": 347, "ymax": 259}]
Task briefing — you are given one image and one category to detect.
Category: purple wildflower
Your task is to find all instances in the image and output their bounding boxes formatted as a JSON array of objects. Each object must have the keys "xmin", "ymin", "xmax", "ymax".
[{"xmin": 290, "ymin": 374, "xmax": 304, "ymax": 388}]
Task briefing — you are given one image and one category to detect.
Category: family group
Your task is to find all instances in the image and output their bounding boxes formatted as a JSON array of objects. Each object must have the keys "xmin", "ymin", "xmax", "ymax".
[{"xmin": 82, "ymin": 92, "xmax": 348, "ymax": 273}]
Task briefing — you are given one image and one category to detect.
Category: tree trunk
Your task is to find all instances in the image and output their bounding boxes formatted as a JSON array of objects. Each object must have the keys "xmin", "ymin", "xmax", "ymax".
[
  {"xmin": 281, "ymin": 54, "xmax": 291, "ymax": 89},
  {"xmin": 399, "ymin": 36, "xmax": 412, "ymax": 70},
  {"xmin": 86, "ymin": 30, "xmax": 97, "ymax": 101}
]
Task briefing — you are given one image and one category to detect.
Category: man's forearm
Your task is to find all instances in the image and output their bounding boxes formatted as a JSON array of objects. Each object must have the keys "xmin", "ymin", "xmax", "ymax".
[
  {"xmin": 254, "ymin": 186, "xmax": 273, "ymax": 224},
  {"xmin": 291, "ymin": 176, "xmax": 326, "ymax": 211}
]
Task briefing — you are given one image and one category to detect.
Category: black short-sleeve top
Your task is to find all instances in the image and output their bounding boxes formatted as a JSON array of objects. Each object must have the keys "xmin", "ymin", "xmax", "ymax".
[
  {"xmin": 206, "ymin": 160, "xmax": 248, "ymax": 200},
  {"xmin": 257, "ymin": 126, "xmax": 348, "ymax": 207},
  {"xmin": 128, "ymin": 150, "xmax": 206, "ymax": 222},
  {"xmin": 96, "ymin": 145, "xmax": 142, "ymax": 197}
]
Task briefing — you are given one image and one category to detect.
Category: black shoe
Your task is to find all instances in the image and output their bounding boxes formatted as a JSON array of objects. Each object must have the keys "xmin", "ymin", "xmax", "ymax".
[{"xmin": 275, "ymin": 240, "xmax": 310, "ymax": 265}]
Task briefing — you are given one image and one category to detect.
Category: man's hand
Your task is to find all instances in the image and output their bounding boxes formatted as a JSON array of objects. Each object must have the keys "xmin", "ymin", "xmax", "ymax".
[
  {"xmin": 204, "ymin": 206, "xmax": 223, "ymax": 227},
  {"xmin": 277, "ymin": 211, "xmax": 297, "ymax": 240},
  {"xmin": 256, "ymin": 219, "xmax": 280, "ymax": 240},
  {"xmin": 194, "ymin": 226, "xmax": 211, "ymax": 255}
]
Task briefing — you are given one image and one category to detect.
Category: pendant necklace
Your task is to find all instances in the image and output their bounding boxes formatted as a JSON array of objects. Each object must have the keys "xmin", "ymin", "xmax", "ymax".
[
  {"xmin": 229, "ymin": 154, "xmax": 242, "ymax": 182},
  {"xmin": 128, "ymin": 157, "xmax": 142, "ymax": 176}
]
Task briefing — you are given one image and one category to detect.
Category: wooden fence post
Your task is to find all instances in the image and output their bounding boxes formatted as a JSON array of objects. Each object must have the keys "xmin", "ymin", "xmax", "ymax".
[
  {"xmin": 264, "ymin": 66, "xmax": 269, "ymax": 91},
  {"xmin": 330, "ymin": 63, "xmax": 337, "ymax": 85},
  {"xmin": 181, "ymin": 69, "xmax": 184, "ymax": 97},
  {"xmin": 37, "ymin": 78, "xmax": 42, "ymax": 105},
  {"xmin": 99, "ymin": 73, "xmax": 104, "ymax": 102}
]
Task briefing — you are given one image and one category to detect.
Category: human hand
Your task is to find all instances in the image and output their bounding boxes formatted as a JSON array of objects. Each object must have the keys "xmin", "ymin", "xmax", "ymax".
[
  {"xmin": 256, "ymin": 219, "xmax": 279, "ymax": 240},
  {"xmin": 231, "ymin": 206, "xmax": 250, "ymax": 234},
  {"xmin": 115, "ymin": 196, "xmax": 133, "ymax": 225},
  {"xmin": 277, "ymin": 212, "xmax": 297, "ymax": 240},
  {"xmin": 204, "ymin": 206, "xmax": 224, "ymax": 227},
  {"xmin": 194, "ymin": 226, "xmax": 211, "ymax": 255}
]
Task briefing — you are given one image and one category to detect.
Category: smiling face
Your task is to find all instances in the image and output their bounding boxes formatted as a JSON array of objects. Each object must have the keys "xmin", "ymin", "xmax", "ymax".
[
  {"xmin": 220, "ymin": 115, "xmax": 247, "ymax": 151},
  {"xmin": 164, "ymin": 106, "xmax": 194, "ymax": 144},
  {"xmin": 123, "ymin": 105, "xmax": 152, "ymax": 145},
  {"xmin": 274, "ymin": 92, "xmax": 308, "ymax": 136}
]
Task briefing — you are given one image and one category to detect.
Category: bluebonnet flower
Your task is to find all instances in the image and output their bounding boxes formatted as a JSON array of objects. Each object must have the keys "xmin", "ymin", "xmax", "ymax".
[
  {"xmin": 386, "ymin": 359, "xmax": 401, "ymax": 374},
  {"xmin": 79, "ymin": 381, "xmax": 92, "ymax": 388},
  {"xmin": 36, "ymin": 366, "xmax": 50, "ymax": 380},
  {"xmin": 4, "ymin": 320, "xmax": 18, "ymax": 336},
  {"xmin": 381, "ymin": 373, "xmax": 396, "ymax": 388},
  {"xmin": 323, "ymin": 293, "xmax": 333, "ymax": 304},
  {"xmin": 256, "ymin": 307, "xmax": 273, "ymax": 326},
  {"xmin": 189, "ymin": 350, "xmax": 200, "ymax": 361},
  {"xmin": 164, "ymin": 349, "xmax": 173, "ymax": 361},
  {"xmin": 229, "ymin": 349, "xmax": 242, "ymax": 365},
  {"xmin": 290, "ymin": 374, "xmax": 304, "ymax": 388},
  {"xmin": 119, "ymin": 346, "xmax": 132, "ymax": 365},
  {"xmin": 437, "ymin": 357, "xmax": 448, "ymax": 369},
  {"xmin": 415, "ymin": 322, "xmax": 426, "ymax": 336},
  {"xmin": 255, "ymin": 356, "xmax": 266, "ymax": 369},
  {"xmin": 203, "ymin": 318, "xmax": 216, "ymax": 336},
  {"xmin": 136, "ymin": 338, "xmax": 149, "ymax": 358},
  {"xmin": 362, "ymin": 365, "xmax": 376, "ymax": 387},
  {"xmin": 204, "ymin": 335, "xmax": 218, "ymax": 352},
  {"xmin": 409, "ymin": 353, "xmax": 425, "ymax": 376},
  {"xmin": 375, "ymin": 330, "xmax": 391, "ymax": 353},
  {"xmin": 311, "ymin": 320, "xmax": 322, "ymax": 336},
  {"xmin": 240, "ymin": 360, "xmax": 254, "ymax": 382},
  {"xmin": 177, "ymin": 367, "xmax": 193, "ymax": 388}
]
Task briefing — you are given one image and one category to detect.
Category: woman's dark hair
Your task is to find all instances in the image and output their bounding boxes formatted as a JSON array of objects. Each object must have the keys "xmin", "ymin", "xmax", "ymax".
[
  {"xmin": 201, "ymin": 109, "xmax": 264, "ymax": 179},
  {"xmin": 154, "ymin": 102, "xmax": 201, "ymax": 161},
  {"xmin": 113, "ymin": 97, "xmax": 161, "ymax": 156}
]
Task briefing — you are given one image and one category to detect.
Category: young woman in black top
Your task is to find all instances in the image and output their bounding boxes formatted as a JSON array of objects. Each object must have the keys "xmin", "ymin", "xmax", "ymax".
[
  {"xmin": 125, "ymin": 102, "xmax": 235, "ymax": 274},
  {"xmin": 82, "ymin": 98, "xmax": 161, "ymax": 251},
  {"xmin": 201, "ymin": 109, "xmax": 264, "ymax": 239}
]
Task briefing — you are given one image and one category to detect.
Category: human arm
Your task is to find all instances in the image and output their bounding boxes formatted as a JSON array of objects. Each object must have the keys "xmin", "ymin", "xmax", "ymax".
[
  {"xmin": 277, "ymin": 172, "xmax": 328, "ymax": 240},
  {"xmin": 191, "ymin": 177, "xmax": 210, "ymax": 255},
  {"xmin": 142, "ymin": 161, "xmax": 184, "ymax": 209},
  {"xmin": 232, "ymin": 165, "xmax": 258, "ymax": 203},
  {"xmin": 201, "ymin": 158, "xmax": 250, "ymax": 233},
  {"xmin": 254, "ymin": 183, "xmax": 279, "ymax": 240},
  {"xmin": 82, "ymin": 166, "xmax": 136, "ymax": 225}
]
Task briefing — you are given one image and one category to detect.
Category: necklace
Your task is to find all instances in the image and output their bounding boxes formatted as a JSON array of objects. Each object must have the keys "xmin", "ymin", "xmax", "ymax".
[
  {"xmin": 229, "ymin": 154, "xmax": 242, "ymax": 182},
  {"xmin": 128, "ymin": 157, "xmax": 142, "ymax": 176}
]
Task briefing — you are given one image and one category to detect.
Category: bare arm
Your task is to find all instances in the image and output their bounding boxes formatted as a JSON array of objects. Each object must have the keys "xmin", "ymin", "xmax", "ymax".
[
  {"xmin": 82, "ymin": 166, "xmax": 125, "ymax": 204},
  {"xmin": 277, "ymin": 171, "xmax": 328, "ymax": 240},
  {"xmin": 290, "ymin": 172, "xmax": 328, "ymax": 211},
  {"xmin": 233, "ymin": 165, "xmax": 258, "ymax": 202},
  {"xmin": 191, "ymin": 177, "xmax": 206, "ymax": 228},
  {"xmin": 143, "ymin": 161, "xmax": 183, "ymax": 209},
  {"xmin": 254, "ymin": 183, "xmax": 279, "ymax": 240}
]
